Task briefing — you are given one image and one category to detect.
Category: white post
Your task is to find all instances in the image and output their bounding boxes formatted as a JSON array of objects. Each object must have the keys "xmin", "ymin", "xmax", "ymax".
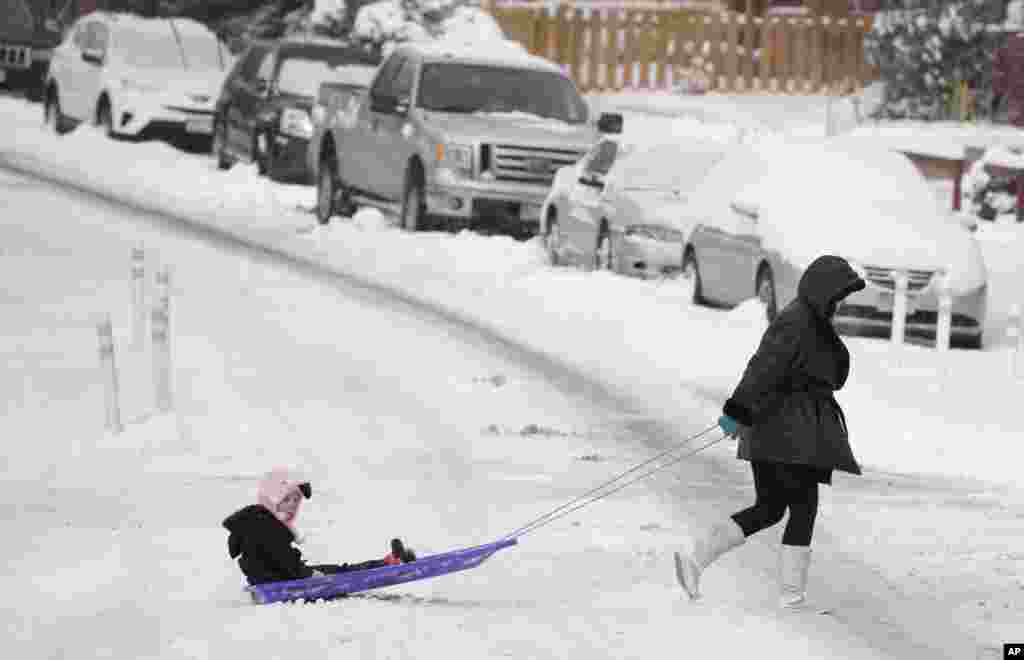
[
  {"xmin": 935, "ymin": 275, "xmax": 953, "ymax": 353},
  {"xmin": 152, "ymin": 267, "xmax": 173, "ymax": 413},
  {"xmin": 890, "ymin": 271, "xmax": 909, "ymax": 346},
  {"xmin": 97, "ymin": 317, "xmax": 123, "ymax": 434},
  {"xmin": 131, "ymin": 245, "xmax": 146, "ymax": 350}
]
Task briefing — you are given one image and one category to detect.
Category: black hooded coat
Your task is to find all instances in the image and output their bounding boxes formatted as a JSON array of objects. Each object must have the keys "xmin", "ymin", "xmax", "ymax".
[
  {"xmin": 723, "ymin": 256, "xmax": 866, "ymax": 480},
  {"xmin": 223, "ymin": 505, "xmax": 317, "ymax": 586}
]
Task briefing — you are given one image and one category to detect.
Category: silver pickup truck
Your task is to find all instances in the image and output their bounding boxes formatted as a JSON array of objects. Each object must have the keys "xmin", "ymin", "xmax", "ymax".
[{"xmin": 313, "ymin": 40, "xmax": 623, "ymax": 236}]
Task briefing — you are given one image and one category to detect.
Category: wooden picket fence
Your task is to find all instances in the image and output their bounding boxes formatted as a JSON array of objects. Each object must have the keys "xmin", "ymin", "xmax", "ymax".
[{"xmin": 492, "ymin": 6, "xmax": 876, "ymax": 93}]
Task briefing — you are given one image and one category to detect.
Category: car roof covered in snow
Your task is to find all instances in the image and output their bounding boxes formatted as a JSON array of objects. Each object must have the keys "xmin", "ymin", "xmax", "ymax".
[
  {"xmin": 395, "ymin": 40, "xmax": 563, "ymax": 75},
  {"xmin": 93, "ymin": 11, "xmax": 218, "ymax": 38},
  {"xmin": 249, "ymin": 37, "xmax": 383, "ymax": 66}
]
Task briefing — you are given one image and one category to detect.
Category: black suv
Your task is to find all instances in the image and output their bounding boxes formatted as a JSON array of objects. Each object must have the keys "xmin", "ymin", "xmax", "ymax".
[{"xmin": 212, "ymin": 38, "xmax": 381, "ymax": 183}]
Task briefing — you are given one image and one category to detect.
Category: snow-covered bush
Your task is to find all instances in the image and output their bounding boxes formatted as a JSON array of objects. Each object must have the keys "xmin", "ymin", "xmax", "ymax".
[
  {"xmin": 351, "ymin": 0, "xmax": 505, "ymax": 54},
  {"xmin": 962, "ymin": 146, "xmax": 1023, "ymax": 222},
  {"xmin": 864, "ymin": 0, "xmax": 1004, "ymax": 120}
]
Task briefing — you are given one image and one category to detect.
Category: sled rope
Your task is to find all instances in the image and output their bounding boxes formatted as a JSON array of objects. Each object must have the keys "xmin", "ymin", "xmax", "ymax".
[{"xmin": 503, "ymin": 424, "xmax": 725, "ymax": 540}]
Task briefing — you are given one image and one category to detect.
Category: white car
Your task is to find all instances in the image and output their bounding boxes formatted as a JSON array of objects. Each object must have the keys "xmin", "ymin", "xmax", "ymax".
[
  {"xmin": 539, "ymin": 135, "xmax": 728, "ymax": 277},
  {"xmin": 44, "ymin": 12, "xmax": 232, "ymax": 140},
  {"xmin": 680, "ymin": 141, "xmax": 988, "ymax": 348}
]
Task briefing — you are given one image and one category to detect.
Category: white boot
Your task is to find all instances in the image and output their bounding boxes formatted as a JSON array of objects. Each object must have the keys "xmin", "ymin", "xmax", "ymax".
[
  {"xmin": 778, "ymin": 544, "xmax": 812, "ymax": 608},
  {"xmin": 674, "ymin": 518, "xmax": 745, "ymax": 600}
]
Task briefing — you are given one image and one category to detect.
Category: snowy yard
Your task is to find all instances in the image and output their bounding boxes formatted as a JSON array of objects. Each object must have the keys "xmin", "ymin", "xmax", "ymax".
[{"xmin": 1, "ymin": 88, "xmax": 1022, "ymax": 659}]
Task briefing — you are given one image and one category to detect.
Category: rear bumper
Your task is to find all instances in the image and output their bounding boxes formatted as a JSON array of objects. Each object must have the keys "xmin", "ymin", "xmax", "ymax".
[
  {"xmin": 835, "ymin": 283, "xmax": 987, "ymax": 345},
  {"xmin": 616, "ymin": 236, "xmax": 684, "ymax": 278}
]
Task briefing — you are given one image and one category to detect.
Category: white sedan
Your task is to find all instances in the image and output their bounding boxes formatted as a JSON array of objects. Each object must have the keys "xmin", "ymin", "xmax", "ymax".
[
  {"xmin": 44, "ymin": 11, "xmax": 231, "ymax": 140},
  {"xmin": 680, "ymin": 141, "xmax": 988, "ymax": 348},
  {"xmin": 540, "ymin": 136, "xmax": 728, "ymax": 278}
]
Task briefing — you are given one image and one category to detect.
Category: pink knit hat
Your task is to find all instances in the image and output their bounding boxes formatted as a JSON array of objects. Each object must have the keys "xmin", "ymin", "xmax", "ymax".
[{"xmin": 257, "ymin": 467, "xmax": 311, "ymax": 528}]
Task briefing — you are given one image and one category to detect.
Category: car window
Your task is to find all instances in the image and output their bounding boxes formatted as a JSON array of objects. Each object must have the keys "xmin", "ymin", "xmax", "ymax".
[
  {"xmin": 174, "ymin": 27, "xmax": 226, "ymax": 70},
  {"xmin": 71, "ymin": 20, "xmax": 89, "ymax": 49},
  {"xmin": 113, "ymin": 25, "xmax": 185, "ymax": 69},
  {"xmin": 275, "ymin": 50, "xmax": 381, "ymax": 98},
  {"xmin": 417, "ymin": 62, "xmax": 588, "ymax": 124},
  {"xmin": 584, "ymin": 141, "xmax": 618, "ymax": 176},
  {"xmin": 370, "ymin": 54, "xmax": 404, "ymax": 100},
  {"xmin": 613, "ymin": 144, "xmax": 725, "ymax": 191},
  {"xmin": 392, "ymin": 58, "xmax": 415, "ymax": 100}
]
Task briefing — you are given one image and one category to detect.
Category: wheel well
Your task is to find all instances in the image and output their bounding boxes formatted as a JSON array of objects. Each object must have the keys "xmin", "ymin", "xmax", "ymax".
[
  {"xmin": 756, "ymin": 260, "xmax": 772, "ymax": 283},
  {"xmin": 45, "ymin": 81, "xmax": 57, "ymax": 102},
  {"xmin": 683, "ymin": 244, "xmax": 695, "ymax": 261}
]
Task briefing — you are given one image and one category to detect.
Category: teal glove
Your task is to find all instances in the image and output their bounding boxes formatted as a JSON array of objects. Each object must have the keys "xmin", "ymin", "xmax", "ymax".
[{"xmin": 718, "ymin": 415, "xmax": 740, "ymax": 438}]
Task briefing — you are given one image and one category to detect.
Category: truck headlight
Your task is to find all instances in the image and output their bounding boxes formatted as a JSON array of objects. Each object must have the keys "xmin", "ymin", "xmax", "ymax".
[
  {"xmin": 280, "ymin": 107, "xmax": 313, "ymax": 139},
  {"xmin": 435, "ymin": 142, "xmax": 473, "ymax": 176}
]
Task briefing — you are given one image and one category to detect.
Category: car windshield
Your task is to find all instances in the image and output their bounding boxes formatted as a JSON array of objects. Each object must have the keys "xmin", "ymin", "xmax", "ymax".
[
  {"xmin": 114, "ymin": 25, "xmax": 186, "ymax": 69},
  {"xmin": 615, "ymin": 145, "xmax": 725, "ymax": 191},
  {"xmin": 277, "ymin": 48, "xmax": 382, "ymax": 97},
  {"xmin": 417, "ymin": 62, "xmax": 588, "ymax": 124},
  {"xmin": 175, "ymin": 29, "xmax": 226, "ymax": 70}
]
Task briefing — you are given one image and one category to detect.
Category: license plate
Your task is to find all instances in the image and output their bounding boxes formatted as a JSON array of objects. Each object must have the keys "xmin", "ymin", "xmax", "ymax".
[
  {"xmin": 185, "ymin": 117, "xmax": 213, "ymax": 134},
  {"xmin": 878, "ymin": 291, "xmax": 918, "ymax": 315},
  {"xmin": 520, "ymin": 203, "xmax": 541, "ymax": 221}
]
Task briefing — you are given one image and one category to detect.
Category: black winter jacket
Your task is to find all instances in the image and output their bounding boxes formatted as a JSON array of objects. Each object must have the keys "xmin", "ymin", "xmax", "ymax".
[
  {"xmin": 223, "ymin": 505, "xmax": 315, "ymax": 586},
  {"xmin": 723, "ymin": 256, "xmax": 866, "ymax": 478}
]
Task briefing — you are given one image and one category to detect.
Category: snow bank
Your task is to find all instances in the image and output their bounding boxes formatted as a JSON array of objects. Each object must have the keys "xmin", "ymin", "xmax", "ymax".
[{"xmin": 2, "ymin": 96, "xmax": 1023, "ymax": 488}]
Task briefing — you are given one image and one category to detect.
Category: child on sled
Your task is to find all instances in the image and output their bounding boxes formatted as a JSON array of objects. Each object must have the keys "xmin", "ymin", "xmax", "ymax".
[{"xmin": 223, "ymin": 467, "xmax": 417, "ymax": 586}]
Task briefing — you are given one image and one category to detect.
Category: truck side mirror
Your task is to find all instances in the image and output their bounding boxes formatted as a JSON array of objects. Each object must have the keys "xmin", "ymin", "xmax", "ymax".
[{"xmin": 597, "ymin": 112, "xmax": 623, "ymax": 134}]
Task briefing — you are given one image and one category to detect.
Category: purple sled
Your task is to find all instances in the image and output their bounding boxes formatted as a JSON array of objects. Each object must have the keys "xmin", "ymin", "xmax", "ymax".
[{"xmin": 247, "ymin": 538, "xmax": 518, "ymax": 604}]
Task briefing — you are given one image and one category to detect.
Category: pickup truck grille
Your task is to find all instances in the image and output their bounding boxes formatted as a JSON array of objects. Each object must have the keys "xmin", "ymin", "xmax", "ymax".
[
  {"xmin": 485, "ymin": 144, "xmax": 585, "ymax": 185},
  {"xmin": 863, "ymin": 265, "xmax": 934, "ymax": 292},
  {"xmin": 0, "ymin": 44, "xmax": 32, "ymax": 69}
]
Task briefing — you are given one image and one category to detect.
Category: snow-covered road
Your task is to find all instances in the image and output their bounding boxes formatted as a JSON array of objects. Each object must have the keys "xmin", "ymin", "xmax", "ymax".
[
  {"xmin": 3, "ymin": 165, "xmax": 1020, "ymax": 659},
  {"xmin": 0, "ymin": 167, "xmax": 906, "ymax": 659}
]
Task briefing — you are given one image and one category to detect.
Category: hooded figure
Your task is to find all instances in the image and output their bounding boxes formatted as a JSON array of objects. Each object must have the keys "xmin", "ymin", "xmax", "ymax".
[
  {"xmin": 674, "ymin": 256, "xmax": 866, "ymax": 608},
  {"xmin": 223, "ymin": 467, "xmax": 416, "ymax": 587}
]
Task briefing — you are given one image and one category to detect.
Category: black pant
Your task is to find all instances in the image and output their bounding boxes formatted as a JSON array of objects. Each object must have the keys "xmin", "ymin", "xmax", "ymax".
[
  {"xmin": 311, "ymin": 559, "xmax": 389, "ymax": 575},
  {"xmin": 730, "ymin": 461, "xmax": 819, "ymax": 547}
]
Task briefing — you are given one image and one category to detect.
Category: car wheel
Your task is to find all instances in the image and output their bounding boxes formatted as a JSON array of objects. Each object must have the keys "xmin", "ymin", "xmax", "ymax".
[
  {"xmin": 682, "ymin": 249, "xmax": 704, "ymax": 305},
  {"xmin": 594, "ymin": 225, "xmax": 616, "ymax": 272},
  {"xmin": 544, "ymin": 212, "xmax": 562, "ymax": 266},
  {"xmin": 317, "ymin": 158, "xmax": 337, "ymax": 225},
  {"xmin": 401, "ymin": 169, "xmax": 427, "ymax": 232},
  {"xmin": 44, "ymin": 90, "xmax": 69, "ymax": 135},
  {"xmin": 213, "ymin": 119, "xmax": 233, "ymax": 171},
  {"xmin": 757, "ymin": 264, "xmax": 778, "ymax": 322}
]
